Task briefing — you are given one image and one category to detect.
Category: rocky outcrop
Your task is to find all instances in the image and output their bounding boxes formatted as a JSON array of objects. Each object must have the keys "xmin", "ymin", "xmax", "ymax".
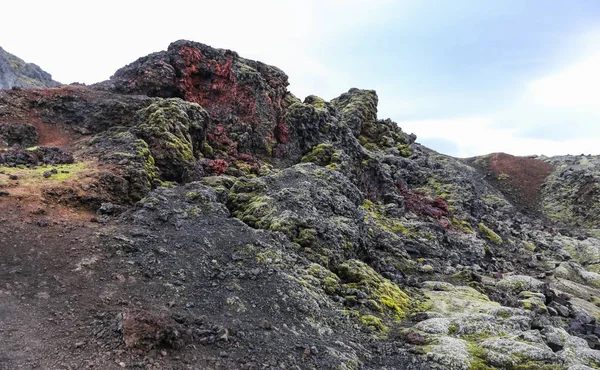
[
  {"xmin": 99, "ymin": 40, "xmax": 297, "ymax": 167},
  {"xmin": 0, "ymin": 46, "xmax": 60, "ymax": 89},
  {"xmin": 0, "ymin": 40, "xmax": 599, "ymax": 369},
  {"xmin": 542, "ymin": 155, "xmax": 600, "ymax": 229}
]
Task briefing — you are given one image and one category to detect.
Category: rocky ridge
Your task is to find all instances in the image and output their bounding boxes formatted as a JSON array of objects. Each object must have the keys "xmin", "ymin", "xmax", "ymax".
[
  {"xmin": 0, "ymin": 41, "xmax": 599, "ymax": 369},
  {"xmin": 0, "ymin": 46, "xmax": 60, "ymax": 89}
]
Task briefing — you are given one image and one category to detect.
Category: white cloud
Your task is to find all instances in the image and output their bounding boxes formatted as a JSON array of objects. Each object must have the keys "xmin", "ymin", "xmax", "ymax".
[
  {"xmin": 0, "ymin": 0, "xmax": 395, "ymax": 92},
  {"xmin": 529, "ymin": 53, "xmax": 600, "ymax": 110},
  {"xmin": 398, "ymin": 51, "xmax": 600, "ymax": 158},
  {"xmin": 400, "ymin": 116, "xmax": 598, "ymax": 158}
]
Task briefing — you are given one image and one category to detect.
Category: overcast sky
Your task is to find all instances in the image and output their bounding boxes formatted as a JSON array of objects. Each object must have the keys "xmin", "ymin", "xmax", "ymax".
[{"xmin": 2, "ymin": 0, "xmax": 599, "ymax": 157}]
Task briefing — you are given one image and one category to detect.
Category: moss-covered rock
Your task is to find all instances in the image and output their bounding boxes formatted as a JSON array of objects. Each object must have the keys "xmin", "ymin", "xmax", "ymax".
[
  {"xmin": 541, "ymin": 155, "xmax": 600, "ymax": 228},
  {"xmin": 421, "ymin": 286, "xmax": 500, "ymax": 315},
  {"xmin": 336, "ymin": 259, "xmax": 410, "ymax": 320},
  {"xmin": 301, "ymin": 143, "xmax": 342, "ymax": 167},
  {"xmin": 359, "ymin": 315, "xmax": 388, "ymax": 332},
  {"xmin": 134, "ymin": 98, "xmax": 209, "ymax": 182},
  {"xmin": 478, "ymin": 223, "xmax": 503, "ymax": 245}
]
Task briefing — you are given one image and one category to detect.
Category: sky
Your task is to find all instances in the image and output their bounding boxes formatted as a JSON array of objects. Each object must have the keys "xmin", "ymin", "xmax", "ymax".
[{"xmin": 1, "ymin": 0, "xmax": 599, "ymax": 157}]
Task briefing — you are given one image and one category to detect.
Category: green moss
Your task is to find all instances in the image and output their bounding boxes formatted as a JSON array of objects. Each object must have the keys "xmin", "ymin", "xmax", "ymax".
[
  {"xmin": 295, "ymin": 228, "xmax": 318, "ymax": 248},
  {"xmin": 451, "ymin": 270, "xmax": 476, "ymax": 283},
  {"xmin": 325, "ymin": 163, "xmax": 340, "ymax": 171},
  {"xmin": 235, "ymin": 162, "xmax": 254, "ymax": 176},
  {"xmin": 448, "ymin": 324, "xmax": 457, "ymax": 334},
  {"xmin": 496, "ymin": 311, "xmax": 511, "ymax": 319},
  {"xmin": 202, "ymin": 142, "xmax": 214, "ymax": 156},
  {"xmin": 359, "ymin": 315, "xmax": 388, "ymax": 332},
  {"xmin": 421, "ymin": 286, "xmax": 499, "ymax": 315},
  {"xmin": 235, "ymin": 195, "xmax": 274, "ymax": 228},
  {"xmin": 418, "ymin": 177, "xmax": 456, "ymax": 202},
  {"xmin": 478, "ymin": 223, "xmax": 503, "ymax": 244},
  {"xmin": 306, "ymin": 95, "xmax": 328, "ymax": 110},
  {"xmin": 199, "ymin": 175, "xmax": 235, "ymax": 190},
  {"xmin": 227, "ymin": 180, "xmax": 271, "ymax": 226},
  {"xmin": 304, "ymin": 263, "xmax": 341, "ymax": 295},
  {"xmin": 521, "ymin": 241, "xmax": 536, "ymax": 252},
  {"xmin": 336, "ymin": 259, "xmax": 410, "ymax": 320},
  {"xmin": 323, "ymin": 277, "xmax": 339, "ymax": 294},
  {"xmin": 396, "ymin": 143, "xmax": 413, "ymax": 158},
  {"xmin": 513, "ymin": 364, "xmax": 562, "ymax": 370},
  {"xmin": 256, "ymin": 250, "xmax": 284, "ymax": 265},
  {"xmin": 134, "ymin": 99, "xmax": 207, "ymax": 178},
  {"xmin": 452, "ymin": 217, "xmax": 474, "ymax": 233},
  {"xmin": 363, "ymin": 142, "xmax": 379, "ymax": 151},
  {"xmin": 301, "ymin": 143, "xmax": 341, "ymax": 167},
  {"xmin": 482, "ymin": 194, "xmax": 509, "ymax": 209},
  {"xmin": 133, "ymin": 138, "xmax": 160, "ymax": 185},
  {"xmin": 362, "ymin": 200, "xmax": 411, "ymax": 235},
  {"xmin": 466, "ymin": 342, "xmax": 494, "ymax": 370}
]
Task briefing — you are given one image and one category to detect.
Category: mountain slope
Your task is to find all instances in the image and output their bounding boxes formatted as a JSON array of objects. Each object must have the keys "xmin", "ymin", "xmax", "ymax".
[
  {"xmin": 0, "ymin": 46, "xmax": 60, "ymax": 89},
  {"xmin": 0, "ymin": 41, "xmax": 599, "ymax": 369}
]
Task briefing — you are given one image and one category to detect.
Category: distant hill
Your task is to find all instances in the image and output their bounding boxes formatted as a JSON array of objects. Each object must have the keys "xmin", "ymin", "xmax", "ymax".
[{"xmin": 0, "ymin": 46, "xmax": 60, "ymax": 89}]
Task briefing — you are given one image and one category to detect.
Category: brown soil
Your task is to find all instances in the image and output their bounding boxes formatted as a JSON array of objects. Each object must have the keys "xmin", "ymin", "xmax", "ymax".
[
  {"xmin": 0, "ymin": 114, "xmax": 192, "ymax": 368},
  {"xmin": 0, "ymin": 192, "xmax": 214, "ymax": 369},
  {"xmin": 468, "ymin": 152, "xmax": 554, "ymax": 214}
]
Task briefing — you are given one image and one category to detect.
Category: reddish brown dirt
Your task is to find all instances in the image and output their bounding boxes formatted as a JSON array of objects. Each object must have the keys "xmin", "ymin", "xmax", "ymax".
[
  {"xmin": 32, "ymin": 121, "xmax": 70, "ymax": 150},
  {"xmin": 469, "ymin": 153, "xmax": 553, "ymax": 213},
  {"xmin": 0, "ymin": 87, "xmax": 84, "ymax": 151}
]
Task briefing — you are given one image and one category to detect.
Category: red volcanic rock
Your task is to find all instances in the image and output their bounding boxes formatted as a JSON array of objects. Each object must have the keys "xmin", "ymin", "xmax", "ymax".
[
  {"xmin": 397, "ymin": 182, "xmax": 449, "ymax": 223},
  {"xmin": 102, "ymin": 40, "xmax": 296, "ymax": 162}
]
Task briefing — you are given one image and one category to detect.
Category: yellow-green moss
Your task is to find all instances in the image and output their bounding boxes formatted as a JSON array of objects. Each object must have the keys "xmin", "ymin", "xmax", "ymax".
[
  {"xmin": 467, "ymin": 342, "xmax": 494, "ymax": 370},
  {"xmin": 134, "ymin": 99, "xmax": 207, "ymax": 173},
  {"xmin": 448, "ymin": 324, "xmax": 457, "ymax": 334},
  {"xmin": 301, "ymin": 143, "xmax": 342, "ymax": 167},
  {"xmin": 336, "ymin": 259, "xmax": 410, "ymax": 320},
  {"xmin": 521, "ymin": 241, "xmax": 536, "ymax": 252},
  {"xmin": 202, "ymin": 142, "xmax": 214, "ymax": 156},
  {"xmin": 362, "ymin": 200, "xmax": 411, "ymax": 235},
  {"xmin": 396, "ymin": 143, "xmax": 413, "ymax": 158},
  {"xmin": 235, "ymin": 162, "xmax": 254, "ymax": 176},
  {"xmin": 478, "ymin": 223, "xmax": 503, "ymax": 244},
  {"xmin": 359, "ymin": 315, "xmax": 388, "ymax": 332},
  {"xmin": 305, "ymin": 263, "xmax": 341, "ymax": 295},
  {"xmin": 452, "ymin": 217, "xmax": 474, "ymax": 233},
  {"xmin": 0, "ymin": 161, "xmax": 94, "ymax": 186}
]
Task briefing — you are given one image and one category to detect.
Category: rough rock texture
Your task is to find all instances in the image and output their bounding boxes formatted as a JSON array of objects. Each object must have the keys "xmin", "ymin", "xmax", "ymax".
[
  {"xmin": 0, "ymin": 40, "xmax": 599, "ymax": 369},
  {"xmin": 0, "ymin": 46, "xmax": 60, "ymax": 89}
]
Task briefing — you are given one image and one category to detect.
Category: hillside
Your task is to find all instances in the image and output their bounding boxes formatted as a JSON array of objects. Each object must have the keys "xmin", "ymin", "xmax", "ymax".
[
  {"xmin": 0, "ymin": 41, "xmax": 599, "ymax": 370},
  {"xmin": 0, "ymin": 47, "xmax": 60, "ymax": 89}
]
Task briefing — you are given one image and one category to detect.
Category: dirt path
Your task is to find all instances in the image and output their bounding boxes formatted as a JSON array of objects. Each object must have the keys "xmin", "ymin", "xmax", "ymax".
[
  {"xmin": 0, "ymin": 192, "xmax": 218, "ymax": 369},
  {"xmin": 0, "ymin": 196, "xmax": 121, "ymax": 369}
]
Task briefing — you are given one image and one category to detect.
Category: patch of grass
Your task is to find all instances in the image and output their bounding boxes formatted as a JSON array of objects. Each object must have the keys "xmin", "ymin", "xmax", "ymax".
[{"xmin": 0, "ymin": 161, "xmax": 94, "ymax": 186}]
